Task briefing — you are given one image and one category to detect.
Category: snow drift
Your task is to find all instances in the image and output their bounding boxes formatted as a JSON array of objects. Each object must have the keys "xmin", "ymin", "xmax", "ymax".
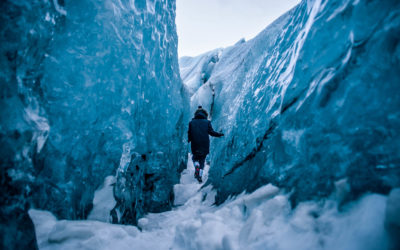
[{"xmin": 29, "ymin": 158, "xmax": 393, "ymax": 250}]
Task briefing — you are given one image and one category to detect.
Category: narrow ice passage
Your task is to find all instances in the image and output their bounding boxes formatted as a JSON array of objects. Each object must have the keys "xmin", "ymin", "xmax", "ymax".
[
  {"xmin": 4, "ymin": 0, "xmax": 399, "ymax": 249},
  {"xmin": 30, "ymin": 155, "xmax": 389, "ymax": 250}
]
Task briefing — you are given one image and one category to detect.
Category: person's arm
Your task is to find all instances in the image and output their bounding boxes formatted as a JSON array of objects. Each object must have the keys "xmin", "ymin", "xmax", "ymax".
[
  {"xmin": 208, "ymin": 121, "xmax": 224, "ymax": 137},
  {"xmin": 188, "ymin": 122, "xmax": 192, "ymax": 142}
]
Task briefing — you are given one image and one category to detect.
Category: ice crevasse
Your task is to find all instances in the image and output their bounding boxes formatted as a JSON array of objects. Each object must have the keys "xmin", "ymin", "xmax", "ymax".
[{"xmin": 1, "ymin": 0, "xmax": 400, "ymax": 249}]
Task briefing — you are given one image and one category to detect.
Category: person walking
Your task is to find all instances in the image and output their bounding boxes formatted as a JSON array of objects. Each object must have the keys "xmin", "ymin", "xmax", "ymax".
[{"xmin": 188, "ymin": 106, "xmax": 224, "ymax": 183}]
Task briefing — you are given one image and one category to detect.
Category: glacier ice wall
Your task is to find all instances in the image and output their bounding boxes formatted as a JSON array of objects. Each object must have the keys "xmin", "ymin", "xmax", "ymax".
[
  {"xmin": 1, "ymin": 0, "xmax": 187, "ymax": 248},
  {"xmin": 179, "ymin": 49, "xmax": 222, "ymax": 96},
  {"xmin": 181, "ymin": 0, "xmax": 400, "ymax": 205}
]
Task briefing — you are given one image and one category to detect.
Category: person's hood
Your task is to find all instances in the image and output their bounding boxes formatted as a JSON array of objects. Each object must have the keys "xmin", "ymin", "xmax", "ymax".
[{"xmin": 194, "ymin": 110, "xmax": 207, "ymax": 119}]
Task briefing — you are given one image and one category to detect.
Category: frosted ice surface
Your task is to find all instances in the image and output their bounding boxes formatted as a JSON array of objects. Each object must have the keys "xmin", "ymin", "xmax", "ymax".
[{"xmin": 179, "ymin": 49, "xmax": 223, "ymax": 96}]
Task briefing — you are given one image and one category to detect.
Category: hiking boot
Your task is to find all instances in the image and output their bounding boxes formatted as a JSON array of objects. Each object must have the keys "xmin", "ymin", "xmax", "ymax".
[
  {"xmin": 194, "ymin": 171, "xmax": 202, "ymax": 183},
  {"xmin": 194, "ymin": 167, "xmax": 200, "ymax": 179}
]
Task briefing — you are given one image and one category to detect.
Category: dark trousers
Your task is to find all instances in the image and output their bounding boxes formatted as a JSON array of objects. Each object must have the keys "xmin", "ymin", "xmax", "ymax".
[{"xmin": 192, "ymin": 154, "xmax": 206, "ymax": 170}]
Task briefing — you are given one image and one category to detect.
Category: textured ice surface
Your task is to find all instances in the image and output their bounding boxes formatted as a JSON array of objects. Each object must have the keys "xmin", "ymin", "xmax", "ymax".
[
  {"xmin": 181, "ymin": 0, "xmax": 400, "ymax": 205},
  {"xmin": 385, "ymin": 188, "xmax": 400, "ymax": 249},
  {"xmin": 179, "ymin": 49, "xmax": 222, "ymax": 96},
  {"xmin": 30, "ymin": 157, "xmax": 390, "ymax": 250},
  {"xmin": 1, "ymin": 0, "xmax": 187, "ymax": 248}
]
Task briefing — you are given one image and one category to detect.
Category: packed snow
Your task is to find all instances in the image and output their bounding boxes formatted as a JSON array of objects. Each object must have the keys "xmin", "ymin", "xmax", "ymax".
[{"xmin": 30, "ymin": 156, "xmax": 391, "ymax": 250}]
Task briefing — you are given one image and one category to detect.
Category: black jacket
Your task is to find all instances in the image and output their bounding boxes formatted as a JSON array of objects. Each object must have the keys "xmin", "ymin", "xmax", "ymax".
[{"xmin": 188, "ymin": 111, "xmax": 223, "ymax": 156}]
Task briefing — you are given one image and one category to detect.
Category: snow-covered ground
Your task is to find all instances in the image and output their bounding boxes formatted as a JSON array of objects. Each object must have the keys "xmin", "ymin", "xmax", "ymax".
[{"xmin": 30, "ymin": 155, "xmax": 392, "ymax": 250}]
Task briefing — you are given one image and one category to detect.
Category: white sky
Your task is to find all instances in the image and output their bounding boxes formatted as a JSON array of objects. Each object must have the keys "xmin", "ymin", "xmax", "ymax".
[{"xmin": 176, "ymin": 0, "xmax": 301, "ymax": 57}]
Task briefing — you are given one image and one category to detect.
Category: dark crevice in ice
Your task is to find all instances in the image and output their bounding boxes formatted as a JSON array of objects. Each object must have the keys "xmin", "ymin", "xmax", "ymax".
[{"xmin": 223, "ymin": 120, "xmax": 277, "ymax": 178}]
